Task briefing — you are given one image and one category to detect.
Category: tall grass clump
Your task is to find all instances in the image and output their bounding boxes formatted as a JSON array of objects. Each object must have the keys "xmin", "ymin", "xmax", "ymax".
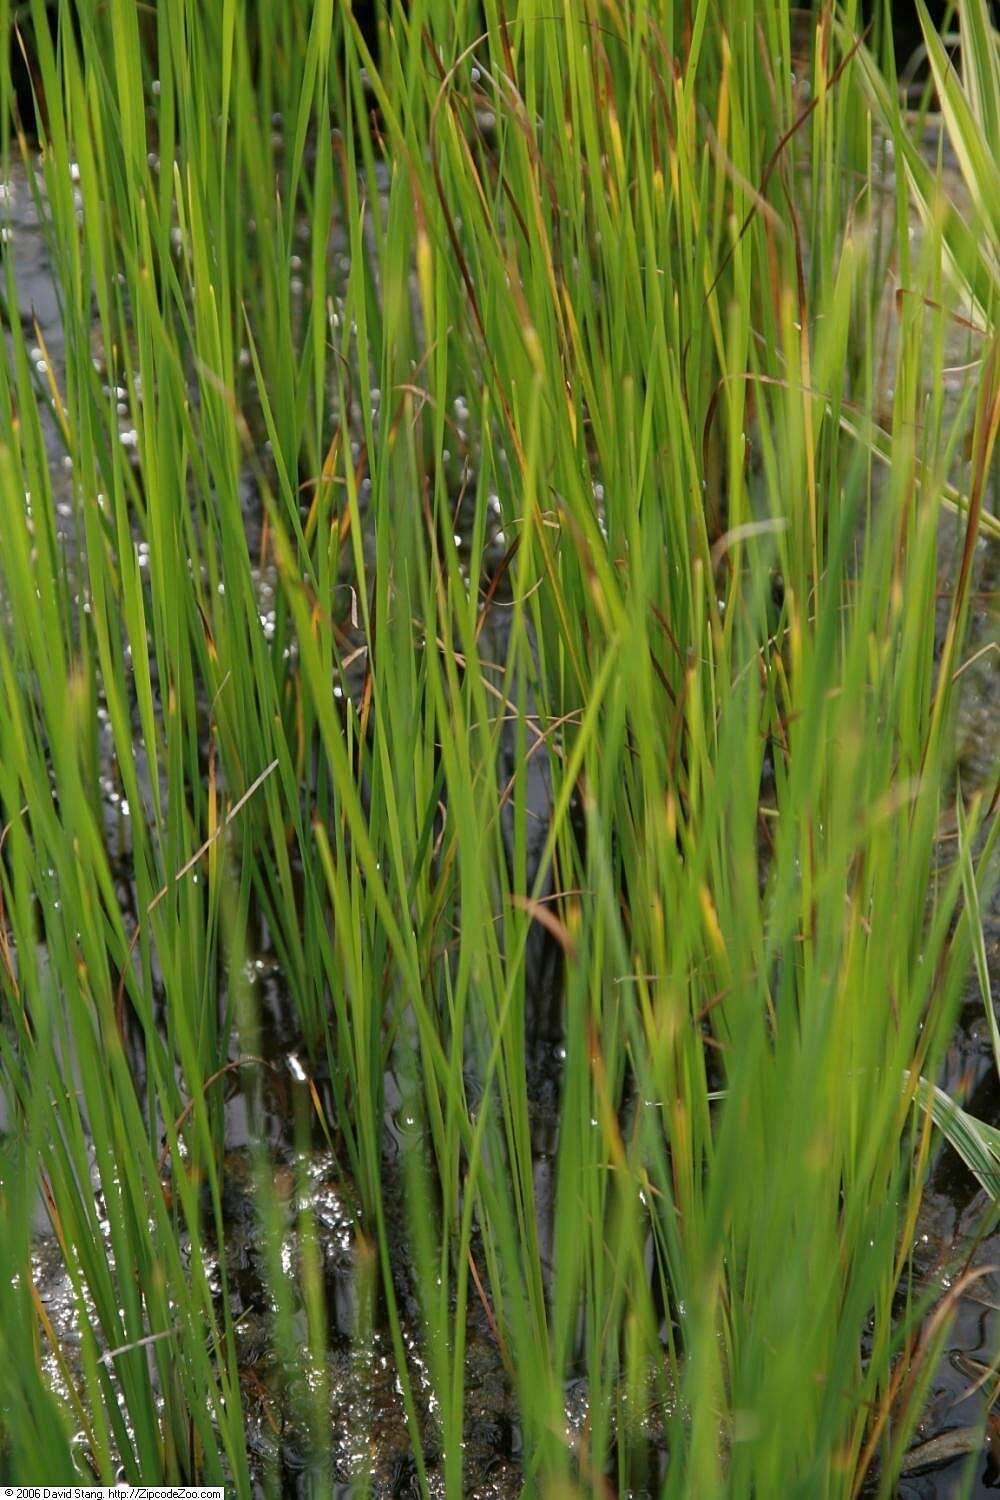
[{"xmin": 0, "ymin": 0, "xmax": 997, "ymax": 1494}]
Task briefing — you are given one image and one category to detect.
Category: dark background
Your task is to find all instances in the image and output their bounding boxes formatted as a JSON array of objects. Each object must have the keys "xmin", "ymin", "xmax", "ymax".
[
  {"xmin": 873, "ymin": 0, "xmax": 958, "ymax": 70},
  {"xmin": 1, "ymin": 2, "xmax": 973, "ymax": 145}
]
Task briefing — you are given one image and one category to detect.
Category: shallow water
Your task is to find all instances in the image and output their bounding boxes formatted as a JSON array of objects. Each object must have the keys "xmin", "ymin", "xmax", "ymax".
[{"xmin": 0, "ymin": 108, "xmax": 997, "ymax": 1495}]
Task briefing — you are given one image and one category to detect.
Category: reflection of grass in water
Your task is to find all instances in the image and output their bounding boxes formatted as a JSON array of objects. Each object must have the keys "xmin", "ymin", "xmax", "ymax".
[{"xmin": 0, "ymin": 0, "xmax": 997, "ymax": 1493}]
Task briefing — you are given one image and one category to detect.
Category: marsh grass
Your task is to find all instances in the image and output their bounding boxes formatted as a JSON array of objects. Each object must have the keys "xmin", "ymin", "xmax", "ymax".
[{"xmin": 0, "ymin": 0, "xmax": 997, "ymax": 1494}]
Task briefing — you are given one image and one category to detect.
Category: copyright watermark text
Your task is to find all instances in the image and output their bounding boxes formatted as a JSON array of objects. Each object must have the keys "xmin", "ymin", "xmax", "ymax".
[{"xmin": 2, "ymin": 1489, "xmax": 226, "ymax": 1498}]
